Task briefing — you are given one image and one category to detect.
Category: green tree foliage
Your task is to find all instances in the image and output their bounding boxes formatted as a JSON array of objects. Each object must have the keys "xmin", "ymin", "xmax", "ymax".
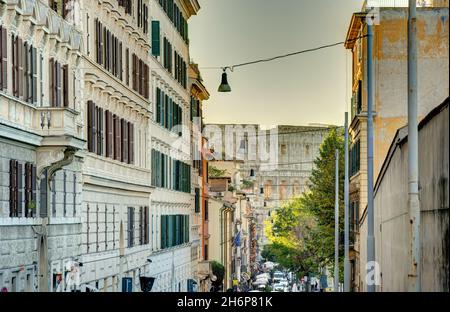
[
  {"xmin": 208, "ymin": 165, "xmax": 227, "ymax": 177},
  {"xmin": 211, "ymin": 260, "xmax": 225, "ymax": 289},
  {"xmin": 265, "ymin": 127, "xmax": 345, "ymax": 281}
]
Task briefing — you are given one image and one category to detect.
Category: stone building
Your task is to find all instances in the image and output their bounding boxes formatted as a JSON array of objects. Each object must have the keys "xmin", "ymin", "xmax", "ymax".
[
  {"xmin": 344, "ymin": 1, "xmax": 448, "ymax": 291},
  {"xmin": 147, "ymin": 0, "xmax": 200, "ymax": 292},
  {"xmin": 0, "ymin": 0, "xmax": 84, "ymax": 292},
  {"xmin": 1, "ymin": 0, "xmax": 204, "ymax": 292}
]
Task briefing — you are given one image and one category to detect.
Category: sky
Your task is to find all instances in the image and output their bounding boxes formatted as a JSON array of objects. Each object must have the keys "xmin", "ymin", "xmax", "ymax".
[{"xmin": 188, "ymin": 0, "xmax": 363, "ymax": 126}]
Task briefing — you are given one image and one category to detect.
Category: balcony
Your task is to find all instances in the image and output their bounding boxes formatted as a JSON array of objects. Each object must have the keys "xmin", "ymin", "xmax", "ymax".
[{"xmin": 35, "ymin": 107, "xmax": 84, "ymax": 149}]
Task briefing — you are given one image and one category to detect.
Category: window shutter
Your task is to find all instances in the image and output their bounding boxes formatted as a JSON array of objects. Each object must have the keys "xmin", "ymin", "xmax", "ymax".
[
  {"xmin": 106, "ymin": 111, "xmax": 113, "ymax": 158},
  {"xmin": 17, "ymin": 162, "xmax": 23, "ymax": 217},
  {"xmin": 87, "ymin": 101, "xmax": 96, "ymax": 152},
  {"xmin": 151, "ymin": 21, "xmax": 160, "ymax": 56},
  {"xmin": 18, "ymin": 38, "xmax": 23, "ymax": 98},
  {"xmin": 116, "ymin": 116, "xmax": 122, "ymax": 161},
  {"xmin": 156, "ymin": 88, "xmax": 161, "ymax": 123},
  {"xmin": 125, "ymin": 49, "xmax": 129, "ymax": 85},
  {"xmin": 62, "ymin": 65, "xmax": 68, "ymax": 107},
  {"xmin": 9, "ymin": 160, "xmax": 17, "ymax": 217},
  {"xmin": 128, "ymin": 122, "xmax": 134, "ymax": 164},
  {"xmin": 31, "ymin": 164, "xmax": 36, "ymax": 218},
  {"xmin": 97, "ymin": 107, "xmax": 103, "ymax": 156},
  {"xmin": 113, "ymin": 114, "xmax": 120, "ymax": 160},
  {"xmin": 121, "ymin": 118, "xmax": 128, "ymax": 163},
  {"xmin": 0, "ymin": 27, "xmax": 7, "ymax": 90},
  {"xmin": 164, "ymin": 94, "xmax": 169, "ymax": 129},
  {"xmin": 119, "ymin": 42, "xmax": 123, "ymax": 81},
  {"xmin": 31, "ymin": 47, "xmax": 37, "ymax": 104},
  {"xmin": 56, "ymin": 61, "xmax": 62, "ymax": 107}
]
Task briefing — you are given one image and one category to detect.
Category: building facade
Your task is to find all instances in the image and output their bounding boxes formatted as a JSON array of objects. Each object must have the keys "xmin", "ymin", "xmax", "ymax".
[
  {"xmin": 189, "ymin": 62, "xmax": 209, "ymax": 291},
  {"xmin": 0, "ymin": 0, "xmax": 84, "ymax": 292},
  {"xmin": 344, "ymin": 1, "xmax": 449, "ymax": 291},
  {"xmin": 1, "ymin": 0, "xmax": 204, "ymax": 292},
  {"xmin": 147, "ymin": 0, "xmax": 200, "ymax": 292}
]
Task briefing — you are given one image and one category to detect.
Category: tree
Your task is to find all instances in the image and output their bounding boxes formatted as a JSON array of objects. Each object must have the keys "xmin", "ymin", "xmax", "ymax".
[
  {"xmin": 210, "ymin": 260, "xmax": 225, "ymax": 291},
  {"xmin": 265, "ymin": 128, "xmax": 345, "ymax": 281}
]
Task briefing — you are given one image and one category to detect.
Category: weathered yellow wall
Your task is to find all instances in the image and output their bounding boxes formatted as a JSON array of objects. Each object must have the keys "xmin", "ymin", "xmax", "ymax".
[{"xmin": 349, "ymin": 7, "xmax": 449, "ymax": 291}]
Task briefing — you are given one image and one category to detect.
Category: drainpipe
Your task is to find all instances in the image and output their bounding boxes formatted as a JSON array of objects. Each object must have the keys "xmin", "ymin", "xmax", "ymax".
[
  {"xmin": 366, "ymin": 18, "xmax": 375, "ymax": 293},
  {"xmin": 37, "ymin": 147, "xmax": 78, "ymax": 292},
  {"xmin": 407, "ymin": 0, "xmax": 420, "ymax": 292}
]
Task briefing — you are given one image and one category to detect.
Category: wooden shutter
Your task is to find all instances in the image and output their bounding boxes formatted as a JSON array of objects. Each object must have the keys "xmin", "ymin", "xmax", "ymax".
[
  {"xmin": 25, "ymin": 163, "xmax": 31, "ymax": 217},
  {"xmin": 87, "ymin": 101, "xmax": 96, "ymax": 152},
  {"xmin": 0, "ymin": 27, "xmax": 7, "ymax": 90},
  {"xmin": 119, "ymin": 42, "xmax": 123, "ymax": 81},
  {"xmin": 18, "ymin": 37, "xmax": 23, "ymax": 98},
  {"xmin": 56, "ymin": 61, "xmax": 61, "ymax": 107},
  {"xmin": 121, "ymin": 118, "xmax": 128, "ymax": 163},
  {"xmin": 164, "ymin": 94, "xmax": 169, "ymax": 129},
  {"xmin": 105, "ymin": 111, "xmax": 113, "ymax": 158},
  {"xmin": 17, "ymin": 162, "xmax": 23, "ymax": 217},
  {"xmin": 125, "ymin": 49, "xmax": 129, "ymax": 85},
  {"xmin": 128, "ymin": 122, "xmax": 134, "ymax": 164},
  {"xmin": 62, "ymin": 65, "xmax": 69, "ymax": 107},
  {"xmin": 97, "ymin": 107, "xmax": 103, "ymax": 156},
  {"xmin": 32, "ymin": 47, "xmax": 37, "ymax": 104},
  {"xmin": 9, "ymin": 160, "xmax": 17, "ymax": 217},
  {"xmin": 151, "ymin": 21, "xmax": 160, "ymax": 56}
]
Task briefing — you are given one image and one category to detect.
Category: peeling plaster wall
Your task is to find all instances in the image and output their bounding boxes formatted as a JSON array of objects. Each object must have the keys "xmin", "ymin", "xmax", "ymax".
[{"xmin": 374, "ymin": 8, "xmax": 449, "ymax": 176}]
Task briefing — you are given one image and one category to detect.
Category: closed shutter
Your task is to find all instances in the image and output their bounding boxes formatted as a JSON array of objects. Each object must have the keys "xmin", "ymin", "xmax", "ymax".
[
  {"xmin": 106, "ymin": 111, "xmax": 113, "ymax": 158},
  {"xmin": 0, "ymin": 27, "xmax": 7, "ymax": 90},
  {"xmin": 39, "ymin": 170, "xmax": 48, "ymax": 218},
  {"xmin": 125, "ymin": 49, "xmax": 129, "ymax": 85},
  {"xmin": 17, "ymin": 162, "xmax": 23, "ymax": 217},
  {"xmin": 18, "ymin": 38, "xmax": 23, "ymax": 98},
  {"xmin": 156, "ymin": 88, "xmax": 161, "ymax": 123},
  {"xmin": 119, "ymin": 42, "xmax": 123, "ymax": 81},
  {"xmin": 97, "ymin": 107, "xmax": 103, "ymax": 156},
  {"xmin": 164, "ymin": 94, "xmax": 169, "ymax": 129},
  {"xmin": 9, "ymin": 160, "xmax": 17, "ymax": 217},
  {"xmin": 128, "ymin": 122, "xmax": 134, "ymax": 164},
  {"xmin": 121, "ymin": 118, "xmax": 128, "ymax": 163},
  {"xmin": 56, "ymin": 61, "xmax": 61, "ymax": 107},
  {"xmin": 31, "ymin": 164, "xmax": 36, "ymax": 218},
  {"xmin": 151, "ymin": 21, "xmax": 160, "ymax": 56},
  {"xmin": 31, "ymin": 47, "xmax": 37, "ymax": 104},
  {"xmin": 87, "ymin": 101, "xmax": 96, "ymax": 153}
]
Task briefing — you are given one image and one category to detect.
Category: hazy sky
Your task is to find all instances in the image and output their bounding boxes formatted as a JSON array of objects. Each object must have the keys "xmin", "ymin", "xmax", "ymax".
[{"xmin": 188, "ymin": 0, "xmax": 363, "ymax": 126}]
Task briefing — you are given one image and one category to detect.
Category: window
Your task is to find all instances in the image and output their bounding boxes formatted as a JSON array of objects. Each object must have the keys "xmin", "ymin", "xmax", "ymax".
[
  {"xmin": 118, "ymin": 0, "xmax": 132, "ymax": 15},
  {"xmin": 163, "ymin": 37, "xmax": 172, "ymax": 73},
  {"xmin": 9, "ymin": 160, "xmax": 20, "ymax": 217},
  {"xmin": 49, "ymin": 58, "xmax": 69, "ymax": 107},
  {"xmin": 151, "ymin": 21, "xmax": 161, "ymax": 57},
  {"xmin": 158, "ymin": 0, "xmax": 188, "ymax": 43},
  {"xmin": 49, "ymin": 0, "xmax": 72, "ymax": 19},
  {"xmin": 194, "ymin": 188, "xmax": 200, "ymax": 213},
  {"xmin": 132, "ymin": 54, "xmax": 149, "ymax": 98},
  {"xmin": 94, "ymin": 19, "xmax": 123, "ymax": 81},
  {"xmin": 127, "ymin": 207, "xmax": 135, "ymax": 248},
  {"xmin": 204, "ymin": 200, "xmax": 208, "ymax": 221},
  {"xmin": 0, "ymin": 26, "xmax": 7, "ymax": 91},
  {"xmin": 137, "ymin": 1, "xmax": 149, "ymax": 34},
  {"xmin": 155, "ymin": 87, "xmax": 182, "ymax": 134},
  {"xmin": 204, "ymin": 244, "xmax": 208, "ymax": 261},
  {"xmin": 139, "ymin": 206, "xmax": 149, "ymax": 245},
  {"xmin": 349, "ymin": 139, "xmax": 361, "ymax": 177},
  {"xmin": 87, "ymin": 102, "xmax": 134, "ymax": 164},
  {"xmin": 160, "ymin": 214, "xmax": 189, "ymax": 249}
]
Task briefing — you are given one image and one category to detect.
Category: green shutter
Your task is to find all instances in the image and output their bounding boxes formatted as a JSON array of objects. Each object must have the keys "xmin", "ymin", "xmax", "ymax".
[
  {"xmin": 151, "ymin": 21, "xmax": 160, "ymax": 56},
  {"xmin": 161, "ymin": 215, "xmax": 166, "ymax": 249},
  {"xmin": 156, "ymin": 88, "xmax": 161, "ymax": 124},
  {"xmin": 168, "ymin": 98, "xmax": 173, "ymax": 130}
]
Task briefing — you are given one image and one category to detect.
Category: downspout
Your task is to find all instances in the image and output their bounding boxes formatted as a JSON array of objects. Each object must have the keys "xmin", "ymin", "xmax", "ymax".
[{"xmin": 37, "ymin": 146, "xmax": 78, "ymax": 292}]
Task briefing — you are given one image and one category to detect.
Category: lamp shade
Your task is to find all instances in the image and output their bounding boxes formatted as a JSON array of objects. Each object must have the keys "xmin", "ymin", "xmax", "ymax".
[{"xmin": 218, "ymin": 71, "xmax": 231, "ymax": 92}]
